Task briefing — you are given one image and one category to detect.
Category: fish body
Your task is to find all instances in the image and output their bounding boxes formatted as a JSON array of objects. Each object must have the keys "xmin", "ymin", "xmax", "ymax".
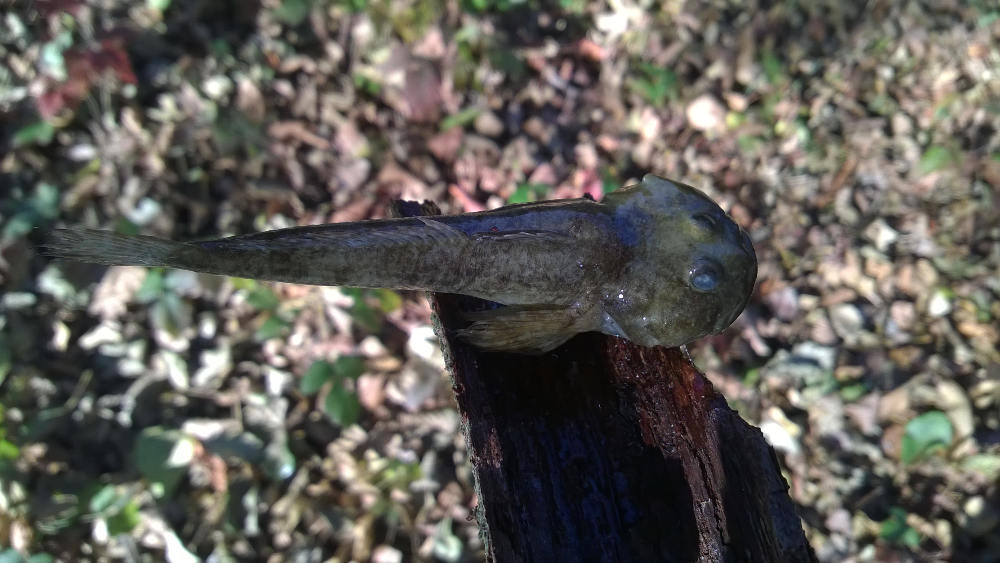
[{"xmin": 44, "ymin": 175, "xmax": 757, "ymax": 353}]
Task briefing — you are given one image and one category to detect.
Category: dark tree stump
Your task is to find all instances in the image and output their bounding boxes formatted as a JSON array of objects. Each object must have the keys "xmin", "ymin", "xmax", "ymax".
[{"xmin": 394, "ymin": 200, "xmax": 814, "ymax": 562}]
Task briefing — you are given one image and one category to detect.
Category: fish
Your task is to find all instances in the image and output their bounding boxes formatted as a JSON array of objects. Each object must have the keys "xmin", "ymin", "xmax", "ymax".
[{"xmin": 43, "ymin": 175, "xmax": 757, "ymax": 353}]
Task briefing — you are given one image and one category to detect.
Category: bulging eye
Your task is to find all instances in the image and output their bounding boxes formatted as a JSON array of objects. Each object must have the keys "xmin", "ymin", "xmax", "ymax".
[
  {"xmin": 689, "ymin": 258, "xmax": 722, "ymax": 292},
  {"xmin": 692, "ymin": 212, "xmax": 718, "ymax": 231}
]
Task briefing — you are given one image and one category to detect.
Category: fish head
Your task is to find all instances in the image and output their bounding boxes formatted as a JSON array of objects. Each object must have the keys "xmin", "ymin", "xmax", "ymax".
[{"xmin": 601, "ymin": 174, "xmax": 757, "ymax": 348}]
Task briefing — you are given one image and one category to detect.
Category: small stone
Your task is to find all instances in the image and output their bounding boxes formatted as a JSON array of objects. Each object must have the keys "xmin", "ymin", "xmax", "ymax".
[
  {"xmin": 891, "ymin": 112, "xmax": 913, "ymax": 136},
  {"xmin": 765, "ymin": 286, "xmax": 799, "ymax": 321},
  {"xmin": 686, "ymin": 94, "xmax": 726, "ymax": 132},
  {"xmin": 863, "ymin": 219, "xmax": 898, "ymax": 252},
  {"xmin": 67, "ymin": 144, "xmax": 97, "ymax": 161},
  {"xmin": 473, "ymin": 111, "xmax": 504, "ymax": 137},
  {"xmin": 885, "ymin": 300, "xmax": 916, "ymax": 344},
  {"xmin": 830, "ymin": 303, "xmax": 865, "ymax": 341},
  {"xmin": 792, "ymin": 341, "xmax": 837, "ymax": 372},
  {"xmin": 936, "ymin": 380, "xmax": 974, "ymax": 439},
  {"xmin": 202, "ymin": 74, "xmax": 233, "ymax": 100},
  {"xmin": 724, "ymin": 92, "xmax": 748, "ymax": 112},
  {"xmin": 522, "ymin": 117, "xmax": 551, "ymax": 144},
  {"xmin": 826, "ymin": 508, "xmax": 852, "ymax": 535},
  {"xmin": 760, "ymin": 419, "xmax": 800, "ymax": 455},
  {"xmin": 372, "ymin": 545, "xmax": 403, "ymax": 563},
  {"xmin": 927, "ymin": 289, "xmax": 953, "ymax": 318},
  {"xmin": 960, "ymin": 496, "xmax": 999, "ymax": 537},
  {"xmin": 574, "ymin": 141, "xmax": 599, "ymax": 170},
  {"xmin": 889, "ymin": 301, "xmax": 916, "ymax": 331},
  {"xmin": 2, "ymin": 292, "xmax": 37, "ymax": 309}
]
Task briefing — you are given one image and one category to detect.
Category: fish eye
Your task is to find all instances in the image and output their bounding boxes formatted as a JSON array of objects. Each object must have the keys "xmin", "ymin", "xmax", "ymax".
[
  {"xmin": 691, "ymin": 212, "xmax": 718, "ymax": 231},
  {"xmin": 689, "ymin": 258, "xmax": 722, "ymax": 292}
]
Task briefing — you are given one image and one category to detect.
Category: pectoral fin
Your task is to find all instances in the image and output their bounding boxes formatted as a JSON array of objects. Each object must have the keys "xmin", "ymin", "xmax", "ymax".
[{"xmin": 455, "ymin": 304, "xmax": 593, "ymax": 354}]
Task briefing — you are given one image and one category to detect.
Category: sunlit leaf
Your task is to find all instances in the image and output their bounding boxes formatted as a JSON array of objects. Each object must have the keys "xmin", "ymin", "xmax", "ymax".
[
  {"xmin": 13, "ymin": 121, "xmax": 55, "ymax": 148},
  {"xmin": 432, "ymin": 518, "xmax": 463, "ymax": 562},
  {"xmin": 0, "ymin": 439, "xmax": 18, "ymax": 460},
  {"xmin": 900, "ymin": 410, "xmax": 952, "ymax": 464},
  {"xmin": 134, "ymin": 426, "xmax": 195, "ymax": 498},
  {"xmin": 508, "ymin": 182, "xmax": 550, "ymax": 204},
  {"xmin": 917, "ymin": 146, "xmax": 956, "ymax": 175},
  {"xmin": 374, "ymin": 289, "xmax": 402, "ymax": 313},
  {"xmin": 87, "ymin": 484, "xmax": 119, "ymax": 513},
  {"xmin": 106, "ymin": 500, "xmax": 140, "ymax": 535}
]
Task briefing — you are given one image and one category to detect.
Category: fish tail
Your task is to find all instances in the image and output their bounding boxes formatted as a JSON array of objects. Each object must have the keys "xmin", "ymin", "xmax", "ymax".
[{"xmin": 42, "ymin": 229, "xmax": 183, "ymax": 267}]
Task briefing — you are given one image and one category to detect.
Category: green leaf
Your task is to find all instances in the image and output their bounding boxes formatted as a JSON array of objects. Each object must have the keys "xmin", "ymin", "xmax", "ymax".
[
  {"xmin": 350, "ymin": 299, "xmax": 382, "ymax": 333},
  {"xmin": 106, "ymin": 500, "xmax": 140, "ymax": 535},
  {"xmin": 440, "ymin": 106, "xmax": 482, "ymax": 131},
  {"xmin": 880, "ymin": 507, "xmax": 921, "ymax": 548},
  {"xmin": 839, "ymin": 383, "xmax": 867, "ymax": 402},
  {"xmin": 961, "ymin": 454, "xmax": 1000, "ymax": 480},
  {"xmin": 507, "ymin": 182, "xmax": 550, "ymax": 204},
  {"xmin": 13, "ymin": 121, "xmax": 55, "ymax": 148},
  {"xmin": 0, "ymin": 339, "xmax": 10, "ymax": 387},
  {"xmin": 87, "ymin": 484, "xmax": 119, "ymax": 514},
  {"xmin": 629, "ymin": 63, "xmax": 678, "ymax": 105},
  {"xmin": 432, "ymin": 518, "xmax": 463, "ymax": 563},
  {"xmin": 134, "ymin": 427, "xmax": 195, "ymax": 497},
  {"xmin": 917, "ymin": 146, "xmax": 956, "ymax": 175},
  {"xmin": 324, "ymin": 382, "xmax": 360, "ymax": 426},
  {"xmin": 901, "ymin": 410, "xmax": 953, "ymax": 464},
  {"xmin": 246, "ymin": 286, "xmax": 280, "ymax": 311},
  {"xmin": 275, "ymin": 0, "xmax": 310, "ymax": 25},
  {"xmin": 1, "ymin": 182, "xmax": 61, "ymax": 243},
  {"xmin": 135, "ymin": 269, "xmax": 165, "ymax": 303},
  {"xmin": 761, "ymin": 51, "xmax": 785, "ymax": 85},
  {"xmin": 0, "ymin": 550, "xmax": 24, "ymax": 563},
  {"xmin": 147, "ymin": 0, "xmax": 171, "ymax": 11},
  {"xmin": 0, "ymin": 439, "xmax": 18, "ymax": 460},
  {"xmin": 333, "ymin": 355, "xmax": 365, "ymax": 380},
  {"xmin": 374, "ymin": 289, "xmax": 402, "ymax": 313},
  {"xmin": 301, "ymin": 360, "xmax": 335, "ymax": 395},
  {"xmin": 254, "ymin": 314, "xmax": 289, "ymax": 341}
]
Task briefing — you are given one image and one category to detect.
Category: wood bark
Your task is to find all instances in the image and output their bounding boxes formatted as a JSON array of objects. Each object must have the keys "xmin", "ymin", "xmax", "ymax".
[{"xmin": 394, "ymin": 200, "xmax": 815, "ymax": 562}]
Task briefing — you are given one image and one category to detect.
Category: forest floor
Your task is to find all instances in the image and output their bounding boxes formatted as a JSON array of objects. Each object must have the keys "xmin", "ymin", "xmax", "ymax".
[{"xmin": 1, "ymin": 1, "xmax": 999, "ymax": 561}]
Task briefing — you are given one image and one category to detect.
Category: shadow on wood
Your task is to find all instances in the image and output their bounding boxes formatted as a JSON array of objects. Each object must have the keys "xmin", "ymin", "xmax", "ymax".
[{"xmin": 394, "ymin": 200, "xmax": 815, "ymax": 562}]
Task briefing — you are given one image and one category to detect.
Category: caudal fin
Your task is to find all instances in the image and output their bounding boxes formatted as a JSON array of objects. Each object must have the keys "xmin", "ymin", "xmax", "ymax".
[{"xmin": 42, "ymin": 229, "xmax": 182, "ymax": 267}]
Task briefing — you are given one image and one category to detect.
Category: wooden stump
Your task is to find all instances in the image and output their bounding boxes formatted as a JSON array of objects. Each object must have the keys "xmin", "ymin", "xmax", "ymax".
[{"xmin": 395, "ymin": 200, "xmax": 815, "ymax": 562}]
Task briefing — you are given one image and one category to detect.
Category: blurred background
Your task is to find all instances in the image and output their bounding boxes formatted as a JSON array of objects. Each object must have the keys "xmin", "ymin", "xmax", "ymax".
[{"xmin": 1, "ymin": 0, "xmax": 998, "ymax": 561}]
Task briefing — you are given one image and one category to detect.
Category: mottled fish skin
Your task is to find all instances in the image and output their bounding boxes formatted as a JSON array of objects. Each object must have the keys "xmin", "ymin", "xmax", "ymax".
[{"xmin": 43, "ymin": 175, "xmax": 757, "ymax": 353}]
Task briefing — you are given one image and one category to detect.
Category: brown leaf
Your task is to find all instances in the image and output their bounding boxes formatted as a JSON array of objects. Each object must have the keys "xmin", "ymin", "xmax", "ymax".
[
  {"xmin": 427, "ymin": 127, "xmax": 464, "ymax": 163},
  {"xmin": 268, "ymin": 121, "xmax": 331, "ymax": 149}
]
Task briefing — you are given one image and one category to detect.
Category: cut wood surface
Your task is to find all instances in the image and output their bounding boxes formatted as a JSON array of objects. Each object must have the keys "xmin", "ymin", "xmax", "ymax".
[{"xmin": 394, "ymin": 199, "xmax": 816, "ymax": 562}]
